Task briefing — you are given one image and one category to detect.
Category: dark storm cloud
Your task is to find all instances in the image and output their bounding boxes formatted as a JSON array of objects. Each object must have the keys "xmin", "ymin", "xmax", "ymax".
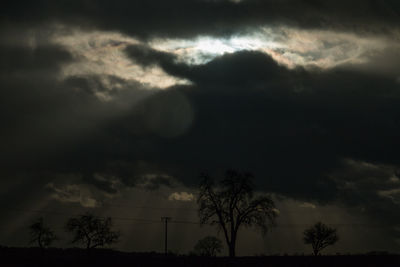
[
  {"xmin": 2, "ymin": 0, "xmax": 400, "ymax": 39},
  {"xmin": 330, "ymin": 159, "xmax": 400, "ymax": 246},
  {"xmin": 125, "ymin": 44, "xmax": 290, "ymax": 86},
  {"xmin": 125, "ymin": 45, "xmax": 176, "ymax": 68},
  {"xmin": 122, "ymin": 49, "xmax": 400, "ymax": 246},
  {"xmin": 0, "ymin": 44, "xmax": 72, "ymax": 72},
  {"xmin": 17, "ymin": 43, "xmax": 396, "ymax": 205},
  {"xmin": 2, "ymin": 31, "xmax": 400, "ymax": 206},
  {"xmin": 0, "ymin": 39, "xmax": 152, "ymax": 177},
  {"xmin": 2, "ymin": 38, "xmax": 398, "ymax": 201}
]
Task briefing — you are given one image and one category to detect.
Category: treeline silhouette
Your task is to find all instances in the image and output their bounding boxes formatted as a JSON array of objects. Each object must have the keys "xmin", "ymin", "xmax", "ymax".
[{"xmin": 1, "ymin": 170, "xmax": 399, "ymax": 266}]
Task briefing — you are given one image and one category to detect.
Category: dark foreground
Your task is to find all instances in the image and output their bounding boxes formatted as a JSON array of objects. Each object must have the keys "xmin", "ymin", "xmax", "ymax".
[{"xmin": 0, "ymin": 247, "xmax": 399, "ymax": 267}]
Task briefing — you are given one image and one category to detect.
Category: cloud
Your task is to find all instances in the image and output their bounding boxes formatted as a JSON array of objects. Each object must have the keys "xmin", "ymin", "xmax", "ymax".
[
  {"xmin": 2, "ymin": 1, "xmax": 400, "ymax": 40},
  {"xmin": 4, "ymin": 43, "xmax": 399, "ymax": 206},
  {"xmin": 328, "ymin": 159, "xmax": 400, "ymax": 242},
  {"xmin": 299, "ymin": 202, "xmax": 317, "ymax": 209},
  {"xmin": 136, "ymin": 174, "xmax": 177, "ymax": 190},
  {"xmin": 378, "ymin": 188, "xmax": 400, "ymax": 205},
  {"xmin": 1, "ymin": 1, "xmax": 400, "ymax": 251},
  {"xmin": 0, "ymin": 43, "xmax": 72, "ymax": 73},
  {"xmin": 2, "ymin": 33, "xmax": 400, "ymax": 206},
  {"xmin": 46, "ymin": 183, "xmax": 99, "ymax": 208},
  {"xmin": 151, "ymin": 26, "xmax": 396, "ymax": 70},
  {"xmin": 51, "ymin": 27, "xmax": 190, "ymax": 92},
  {"xmin": 168, "ymin": 192, "xmax": 195, "ymax": 201}
]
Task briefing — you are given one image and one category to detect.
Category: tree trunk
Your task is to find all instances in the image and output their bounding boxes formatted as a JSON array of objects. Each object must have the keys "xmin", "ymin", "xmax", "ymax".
[
  {"xmin": 313, "ymin": 249, "xmax": 319, "ymax": 256},
  {"xmin": 228, "ymin": 243, "xmax": 236, "ymax": 257},
  {"xmin": 86, "ymin": 239, "xmax": 92, "ymax": 256},
  {"xmin": 38, "ymin": 231, "xmax": 43, "ymax": 249},
  {"xmin": 228, "ymin": 232, "xmax": 237, "ymax": 257}
]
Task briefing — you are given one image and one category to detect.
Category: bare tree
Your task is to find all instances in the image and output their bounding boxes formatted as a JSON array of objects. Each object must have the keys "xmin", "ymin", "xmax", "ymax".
[
  {"xmin": 303, "ymin": 222, "xmax": 338, "ymax": 256},
  {"xmin": 65, "ymin": 212, "xmax": 120, "ymax": 250},
  {"xmin": 29, "ymin": 217, "xmax": 57, "ymax": 249},
  {"xmin": 197, "ymin": 169, "xmax": 278, "ymax": 257},
  {"xmin": 193, "ymin": 236, "xmax": 223, "ymax": 257}
]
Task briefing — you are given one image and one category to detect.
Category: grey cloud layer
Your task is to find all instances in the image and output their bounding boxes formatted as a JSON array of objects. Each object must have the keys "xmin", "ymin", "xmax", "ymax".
[
  {"xmin": 2, "ymin": 0, "xmax": 400, "ymax": 39},
  {"xmin": 4, "ymin": 39, "xmax": 400, "ymax": 202}
]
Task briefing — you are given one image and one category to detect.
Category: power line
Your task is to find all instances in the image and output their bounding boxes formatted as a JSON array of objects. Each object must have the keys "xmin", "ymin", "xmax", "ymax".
[
  {"xmin": 1, "ymin": 207, "xmax": 395, "ymax": 228},
  {"xmin": 2, "ymin": 207, "xmax": 189, "ymax": 225},
  {"xmin": 55, "ymin": 202, "xmax": 199, "ymax": 212}
]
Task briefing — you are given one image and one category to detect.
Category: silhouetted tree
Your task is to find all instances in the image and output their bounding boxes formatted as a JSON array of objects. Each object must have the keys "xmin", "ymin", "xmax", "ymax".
[
  {"xmin": 65, "ymin": 212, "xmax": 120, "ymax": 251},
  {"xmin": 29, "ymin": 217, "xmax": 57, "ymax": 249},
  {"xmin": 303, "ymin": 222, "xmax": 338, "ymax": 256},
  {"xmin": 193, "ymin": 236, "xmax": 223, "ymax": 257},
  {"xmin": 197, "ymin": 170, "xmax": 278, "ymax": 257}
]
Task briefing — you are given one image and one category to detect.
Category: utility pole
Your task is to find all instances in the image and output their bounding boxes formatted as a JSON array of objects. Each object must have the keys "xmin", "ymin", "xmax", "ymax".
[{"xmin": 161, "ymin": 217, "xmax": 171, "ymax": 256}]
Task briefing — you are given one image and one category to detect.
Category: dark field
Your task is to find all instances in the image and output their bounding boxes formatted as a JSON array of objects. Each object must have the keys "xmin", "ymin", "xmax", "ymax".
[{"xmin": 0, "ymin": 247, "xmax": 399, "ymax": 267}]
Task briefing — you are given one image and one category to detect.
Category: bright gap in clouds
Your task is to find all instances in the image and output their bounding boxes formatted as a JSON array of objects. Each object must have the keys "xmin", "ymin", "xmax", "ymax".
[
  {"xmin": 152, "ymin": 27, "xmax": 392, "ymax": 69},
  {"xmin": 150, "ymin": 30, "xmax": 280, "ymax": 65},
  {"xmin": 51, "ymin": 25, "xmax": 393, "ymax": 100}
]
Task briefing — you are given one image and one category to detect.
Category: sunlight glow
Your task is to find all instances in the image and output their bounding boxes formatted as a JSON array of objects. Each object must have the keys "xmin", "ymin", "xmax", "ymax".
[
  {"xmin": 151, "ymin": 26, "xmax": 392, "ymax": 69},
  {"xmin": 50, "ymin": 25, "xmax": 394, "ymax": 100},
  {"xmin": 150, "ymin": 30, "xmax": 281, "ymax": 65}
]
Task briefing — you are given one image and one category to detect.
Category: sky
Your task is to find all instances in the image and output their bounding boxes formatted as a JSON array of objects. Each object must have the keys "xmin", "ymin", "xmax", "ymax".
[{"xmin": 1, "ymin": 0, "xmax": 400, "ymax": 256}]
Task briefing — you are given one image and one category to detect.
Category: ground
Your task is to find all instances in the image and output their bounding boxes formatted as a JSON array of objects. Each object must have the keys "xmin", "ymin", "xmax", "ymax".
[{"xmin": 0, "ymin": 247, "xmax": 399, "ymax": 267}]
